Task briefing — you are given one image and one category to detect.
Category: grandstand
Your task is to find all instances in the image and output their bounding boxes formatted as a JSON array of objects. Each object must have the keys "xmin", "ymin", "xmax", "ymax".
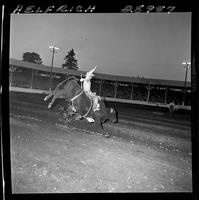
[{"xmin": 9, "ymin": 58, "xmax": 191, "ymax": 110}]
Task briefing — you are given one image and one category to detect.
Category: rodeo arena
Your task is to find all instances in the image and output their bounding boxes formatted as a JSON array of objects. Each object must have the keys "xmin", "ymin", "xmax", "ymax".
[{"xmin": 9, "ymin": 58, "xmax": 192, "ymax": 193}]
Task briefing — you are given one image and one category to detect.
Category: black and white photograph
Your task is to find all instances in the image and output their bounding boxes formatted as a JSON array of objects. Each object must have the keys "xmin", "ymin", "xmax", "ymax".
[{"xmin": 5, "ymin": 6, "xmax": 195, "ymax": 194}]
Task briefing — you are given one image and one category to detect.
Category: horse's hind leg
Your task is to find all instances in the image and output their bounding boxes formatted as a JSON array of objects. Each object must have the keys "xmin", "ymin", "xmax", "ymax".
[{"xmin": 95, "ymin": 117, "xmax": 110, "ymax": 138}]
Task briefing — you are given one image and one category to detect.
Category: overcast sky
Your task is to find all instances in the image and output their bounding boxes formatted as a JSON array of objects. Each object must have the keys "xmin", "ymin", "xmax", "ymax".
[{"xmin": 10, "ymin": 13, "xmax": 191, "ymax": 81}]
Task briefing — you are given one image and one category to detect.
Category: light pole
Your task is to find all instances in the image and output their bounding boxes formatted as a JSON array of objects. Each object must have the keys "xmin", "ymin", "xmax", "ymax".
[
  {"xmin": 182, "ymin": 61, "xmax": 191, "ymax": 106},
  {"xmin": 9, "ymin": 66, "xmax": 16, "ymax": 87},
  {"xmin": 49, "ymin": 45, "xmax": 59, "ymax": 91}
]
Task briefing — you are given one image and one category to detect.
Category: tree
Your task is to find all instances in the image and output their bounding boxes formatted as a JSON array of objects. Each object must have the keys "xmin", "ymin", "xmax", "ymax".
[
  {"xmin": 22, "ymin": 52, "xmax": 43, "ymax": 64},
  {"xmin": 22, "ymin": 52, "xmax": 43, "ymax": 88},
  {"xmin": 62, "ymin": 49, "xmax": 78, "ymax": 70}
]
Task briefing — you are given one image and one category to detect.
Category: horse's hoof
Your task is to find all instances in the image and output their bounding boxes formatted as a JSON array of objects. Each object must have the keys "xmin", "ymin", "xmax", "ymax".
[
  {"xmin": 44, "ymin": 97, "xmax": 48, "ymax": 101},
  {"xmin": 48, "ymin": 104, "xmax": 52, "ymax": 109},
  {"xmin": 56, "ymin": 105, "xmax": 63, "ymax": 111},
  {"xmin": 103, "ymin": 133, "xmax": 110, "ymax": 138}
]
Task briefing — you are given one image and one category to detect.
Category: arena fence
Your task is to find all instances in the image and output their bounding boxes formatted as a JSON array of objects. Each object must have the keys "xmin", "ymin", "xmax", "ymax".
[{"xmin": 9, "ymin": 58, "xmax": 191, "ymax": 110}]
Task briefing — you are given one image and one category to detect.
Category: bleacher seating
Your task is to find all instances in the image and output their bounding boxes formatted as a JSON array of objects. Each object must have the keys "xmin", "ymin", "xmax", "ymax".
[{"xmin": 9, "ymin": 65, "xmax": 191, "ymax": 106}]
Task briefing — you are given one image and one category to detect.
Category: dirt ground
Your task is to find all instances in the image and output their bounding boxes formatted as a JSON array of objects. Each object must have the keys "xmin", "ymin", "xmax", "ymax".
[
  {"xmin": 10, "ymin": 113, "xmax": 192, "ymax": 193},
  {"xmin": 8, "ymin": 91, "xmax": 192, "ymax": 193}
]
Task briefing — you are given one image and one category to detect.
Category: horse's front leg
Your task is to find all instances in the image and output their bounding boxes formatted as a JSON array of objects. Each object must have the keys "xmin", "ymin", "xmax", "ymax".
[
  {"xmin": 44, "ymin": 92, "xmax": 53, "ymax": 102},
  {"xmin": 48, "ymin": 94, "xmax": 58, "ymax": 109}
]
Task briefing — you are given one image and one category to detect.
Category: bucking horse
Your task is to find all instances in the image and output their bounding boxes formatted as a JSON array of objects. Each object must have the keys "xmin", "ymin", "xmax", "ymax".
[{"xmin": 44, "ymin": 76, "xmax": 118, "ymax": 137}]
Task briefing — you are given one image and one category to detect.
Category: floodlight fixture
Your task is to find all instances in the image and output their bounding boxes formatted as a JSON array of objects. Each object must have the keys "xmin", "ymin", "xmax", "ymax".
[
  {"xmin": 182, "ymin": 61, "xmax": 191, "ymax": 67},
  {"xmin": 49, "ymin": 45, "xmax": 59, "ymax": 50}
]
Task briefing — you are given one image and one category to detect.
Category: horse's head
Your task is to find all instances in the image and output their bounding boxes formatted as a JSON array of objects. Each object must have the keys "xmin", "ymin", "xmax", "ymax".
[{"xmin": 107, "ymin": 107, "xmax": 118, "ymax": 123}]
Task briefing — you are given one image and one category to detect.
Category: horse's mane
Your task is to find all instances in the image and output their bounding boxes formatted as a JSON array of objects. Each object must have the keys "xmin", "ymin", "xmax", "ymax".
[
  {"xmin": 69, "ymin": 76, "xmax": 81, "ymax": 86},
  {"xmin": 58, "ymin": 76, "xmax": 80, "ymax": 89},
  {"xmin": 65, "ymin": 76, "xmax": 81, "ymax": 90}
]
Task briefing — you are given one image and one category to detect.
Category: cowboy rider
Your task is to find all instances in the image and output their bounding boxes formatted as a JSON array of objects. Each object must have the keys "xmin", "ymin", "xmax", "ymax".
[{"xmin": 80, "ymin": 66, "xmax": 101, "ymax": 111}]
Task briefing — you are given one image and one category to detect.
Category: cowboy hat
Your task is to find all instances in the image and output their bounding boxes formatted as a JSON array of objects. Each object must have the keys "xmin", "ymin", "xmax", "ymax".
[
  {"xmin": 86, "ymin": 65, "xmax": 97, "ymax": 77},
  {"xmin": 80, "ymin": 66, "xmax": 97, "ymax": 82}
]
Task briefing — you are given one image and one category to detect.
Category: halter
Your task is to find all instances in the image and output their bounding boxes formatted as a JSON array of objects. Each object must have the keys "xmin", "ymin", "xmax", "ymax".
[{"xmin": 70, "ymin": 89, "xmax": 93, "ymax": 118}]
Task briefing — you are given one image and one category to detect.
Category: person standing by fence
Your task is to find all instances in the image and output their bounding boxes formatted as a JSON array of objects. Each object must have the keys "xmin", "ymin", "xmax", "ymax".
[{"xmin": 168, "ymin": 101, "xmax": 176, "ymax": 117}]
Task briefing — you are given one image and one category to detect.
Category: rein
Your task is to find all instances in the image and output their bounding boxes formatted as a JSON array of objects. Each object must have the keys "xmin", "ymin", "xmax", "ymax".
[
  {"xmin": 70, "ymin": 90, "xmax": 84, "ymax": 101},
  {"xmin": 70, "ymin": 89, "xmax": 93, "ymax": 118}
]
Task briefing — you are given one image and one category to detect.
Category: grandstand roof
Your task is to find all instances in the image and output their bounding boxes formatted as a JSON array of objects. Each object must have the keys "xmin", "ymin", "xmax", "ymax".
[{"xmin": 10, "ymin": 58, "xmax": 191, "ymax": 88}]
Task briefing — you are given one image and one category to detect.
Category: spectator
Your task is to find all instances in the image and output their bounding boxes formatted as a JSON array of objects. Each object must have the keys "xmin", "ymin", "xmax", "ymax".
[{"xmin": 168, "ymin": 101, "xmax": 175, "ymax": 117}]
